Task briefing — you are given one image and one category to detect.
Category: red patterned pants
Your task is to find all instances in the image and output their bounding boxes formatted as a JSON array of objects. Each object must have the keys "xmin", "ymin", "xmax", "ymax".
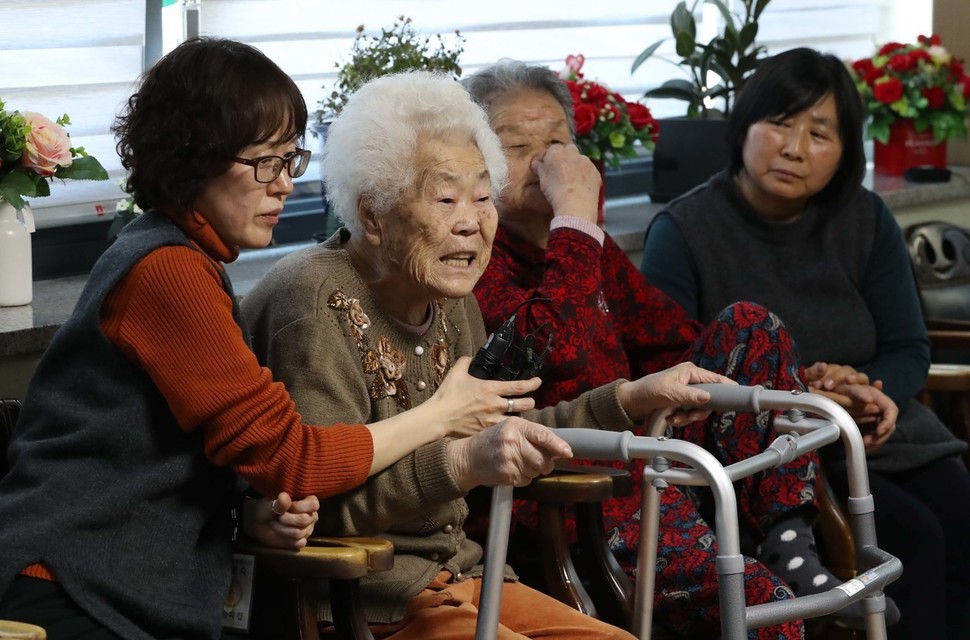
[{"xmin": 562, "ymin": 303, "xmax": 812, "ymax": 639}]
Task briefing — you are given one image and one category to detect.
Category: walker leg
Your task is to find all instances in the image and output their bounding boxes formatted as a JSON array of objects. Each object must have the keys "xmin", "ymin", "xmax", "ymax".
[{"xmin": 632, "ymin": 470, "xmax": 663, "ymax": 640}]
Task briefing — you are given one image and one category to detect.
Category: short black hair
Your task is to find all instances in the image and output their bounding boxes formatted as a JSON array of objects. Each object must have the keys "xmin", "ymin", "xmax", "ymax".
[
  {"xmin": 112, "ymin": 37, "xmax": 307, "ymax": 215},
  {"xmin": 728, "ymin": 47, "xmax": 865, "ymax": 205}
]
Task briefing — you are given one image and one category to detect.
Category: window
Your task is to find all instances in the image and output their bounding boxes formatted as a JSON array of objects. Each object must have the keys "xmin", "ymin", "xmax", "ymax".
[
  {"xmin": 0, "ymin": 0, "xmax": 144, "ymax": 228},
  {"xmin": 1, "ymin": 0, "xmax": 930, "ymax": 232}
]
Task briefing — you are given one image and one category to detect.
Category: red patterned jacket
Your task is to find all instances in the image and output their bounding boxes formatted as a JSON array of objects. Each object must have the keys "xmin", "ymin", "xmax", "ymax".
[{"xmin": 474, "ymin": 223, "xmax": 704, "ymax": 409}]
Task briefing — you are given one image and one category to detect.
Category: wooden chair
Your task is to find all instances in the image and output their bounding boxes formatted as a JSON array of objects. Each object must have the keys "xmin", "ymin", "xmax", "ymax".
[
  {"xmin": 513, "ymin": 464, "xmax": 634, "ymax": 629},
  {"xmin": 920, "ymin": 320, "xmax": 970, "ymax": 467},
  {"xmin": 0, "ymin": 399, "xmax": 391, "ymax": 640},
  {"xmin": 234, "ymin": 535, "xmax": 394, "ymax": 640}
]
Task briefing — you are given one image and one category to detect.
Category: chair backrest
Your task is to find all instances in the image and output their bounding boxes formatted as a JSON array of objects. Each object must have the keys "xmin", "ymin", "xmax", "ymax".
[
  {"xmin": 0, "ymin": 399, "xmax": 22, "ymax": 478},
  {"xmin": 906, "ymin": 221, "xmax": 970, "ymax": 322}
]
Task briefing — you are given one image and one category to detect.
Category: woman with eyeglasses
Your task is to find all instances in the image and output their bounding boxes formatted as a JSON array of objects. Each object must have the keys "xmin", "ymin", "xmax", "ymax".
[{"xmin": 0, "ymin": 38, "xmax": 548, "ymax": 640}]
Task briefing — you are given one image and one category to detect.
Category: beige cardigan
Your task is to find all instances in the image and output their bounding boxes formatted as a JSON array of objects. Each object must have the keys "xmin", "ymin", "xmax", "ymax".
[{"xmin": 240, "ymin": 231, "xmax": 634, "ymax": 624}]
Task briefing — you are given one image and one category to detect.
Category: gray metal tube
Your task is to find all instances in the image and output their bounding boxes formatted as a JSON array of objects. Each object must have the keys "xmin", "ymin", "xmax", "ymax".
[
  {"xmin": 474, "ymin": 485, "xmax": 513, "ymax": 640},
  {"xmin": 633, "ymin": 465, "xmax": 663, "ymax": 639},
  {"xmin": 745, "ymin": 548, "xmax": 901, "ymax": 631},
  {"xmin": 478, "ymin": 385, "xmax": 896, "ymax": 639},
  {"xmin": 694, "ymin": 384, "xmax": 871, "ymax": 498}
]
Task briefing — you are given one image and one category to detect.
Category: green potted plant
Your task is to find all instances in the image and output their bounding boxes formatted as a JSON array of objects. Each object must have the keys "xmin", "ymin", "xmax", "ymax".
[
  {"xmin": 313, "ymin": 16, "xmax": 465, "ymax": 127},
  {"xmin": 631, "ymin": 0, "xmax": 771, "ymax": 118},
  {"xmin": 309, "ymin": 17, "xmax": 464, "ymax": 236},
  {"xmin": 630, "ymin": 0, "xmax": 771, "ymax": 201}
]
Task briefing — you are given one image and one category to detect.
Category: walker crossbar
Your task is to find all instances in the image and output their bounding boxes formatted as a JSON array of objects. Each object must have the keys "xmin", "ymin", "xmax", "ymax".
[{"xmin": 475, "ymin": 386, "xmax": 901, "ymax": 640}]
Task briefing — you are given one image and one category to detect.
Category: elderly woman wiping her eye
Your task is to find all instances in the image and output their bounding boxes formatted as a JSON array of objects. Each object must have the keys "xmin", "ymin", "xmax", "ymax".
[{"xmin": 240, "ymin": 70, "xmax": 731, "ymax": 639}]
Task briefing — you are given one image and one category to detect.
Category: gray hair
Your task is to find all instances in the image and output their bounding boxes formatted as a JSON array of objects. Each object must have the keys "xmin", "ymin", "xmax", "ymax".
[
  {"xmin": 461, "ymin": 58, "xmax": 575, "ymax": 137},
  {"xmin": 322, "ymin": 71, "xmax": 508, "ymax": 235}
]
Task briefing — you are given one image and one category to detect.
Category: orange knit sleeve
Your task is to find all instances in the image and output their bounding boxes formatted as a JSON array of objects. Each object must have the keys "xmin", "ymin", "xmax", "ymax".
[{"xmin": 101, "ymin": 245, "xmax": 373, "ymax": 498}]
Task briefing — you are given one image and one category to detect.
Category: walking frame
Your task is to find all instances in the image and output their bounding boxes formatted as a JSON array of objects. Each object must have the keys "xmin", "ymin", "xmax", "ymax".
[{"xmin": 475, "ymin": 384, "xmax": 902, "ymax": 640}]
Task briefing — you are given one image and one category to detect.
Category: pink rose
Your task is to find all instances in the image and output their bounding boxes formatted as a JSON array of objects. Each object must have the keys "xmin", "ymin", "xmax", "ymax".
[{"xmin": 21, "ymin": 112, "xmax": 73, "ymax": 177}]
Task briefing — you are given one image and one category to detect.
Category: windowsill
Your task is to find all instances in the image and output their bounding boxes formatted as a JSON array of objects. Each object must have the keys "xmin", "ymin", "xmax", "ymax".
[{"xmin": 3, "ymin": 164, "xmax": 969, "ymax": 359}]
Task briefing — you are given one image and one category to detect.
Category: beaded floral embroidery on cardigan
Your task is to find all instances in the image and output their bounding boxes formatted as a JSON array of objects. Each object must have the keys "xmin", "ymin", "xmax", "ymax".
[{"xmin": 327, "ymin": 288, "xmax": 453, "ymax": 410}]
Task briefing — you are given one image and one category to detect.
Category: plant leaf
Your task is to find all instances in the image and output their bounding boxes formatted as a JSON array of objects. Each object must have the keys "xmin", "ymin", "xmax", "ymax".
[
  {"xmin": 674, "ymin": 31, "xmax": 697, "ymax": 58},
  {"xmin": 671, "ymin": 2, "xmax": 696, "ymax": 41},
  {"xmin": 739, "ymin": 23, "xmax": 758, "ymax": 50},
  {"xmin": 644, "ymin": 79, "xmax": 700, "ymax": 102},
  {"xmin": 753, "ymin": 0, "xmax": 772, "ymax": 20},
  {"xmin": 55, "ymin": 156, "xmax": 109, "ymax": 181},
  {"xmin": 631, "ymin": 39, "xmax": 666, "ymax": 73}
]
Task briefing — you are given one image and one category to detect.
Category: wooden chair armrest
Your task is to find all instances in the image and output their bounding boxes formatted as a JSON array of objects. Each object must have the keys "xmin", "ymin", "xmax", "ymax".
[
  {"xmin": 928, "ymin": 329, "xmax": 970, "ymax": 350},
  {"xmin": 0, "ymin": 620, "xmax": 46, "ymax": 639},
  {"xmin": 515, "ymin": 464, "xmax": 632, "ymax": 504},
  {"xmin": 551, "ymin": 461, "xmax": 634, "ymax": 496},
  {"xmin": 234, "ymin": 535, "xmax": 394, "ymax": 580},
  {"xmin": 925, "ymin": 318, "xmax": 970, "ymax": 333},
  {"xmin": 925, "ymin": 363, "xmax": 970, "ymax": 392}
]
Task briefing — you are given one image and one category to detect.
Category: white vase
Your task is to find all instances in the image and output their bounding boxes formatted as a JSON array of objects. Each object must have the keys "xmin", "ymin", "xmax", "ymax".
[{"xmin": 0, "ymin": 198, "xmax": 33, "ymax": 306}]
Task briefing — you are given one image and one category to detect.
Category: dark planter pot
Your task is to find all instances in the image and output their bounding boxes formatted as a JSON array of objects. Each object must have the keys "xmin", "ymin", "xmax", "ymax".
[
  {"xmin": 649, "ymin": 117, "xmax": 730, "ymax": 203},
  {"xmin": 309, "ymin": 121, "xmax": 342, "ymax": 239}
]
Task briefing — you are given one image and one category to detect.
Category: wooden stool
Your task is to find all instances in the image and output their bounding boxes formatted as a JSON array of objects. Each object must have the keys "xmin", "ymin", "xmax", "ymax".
[
  {"xmin": 921, "ymin": 362, "xmax": 970, "ymax": 467},
  {"xmin": 0, "ymin": 620, "xmax": 46, "ymax": 639}
]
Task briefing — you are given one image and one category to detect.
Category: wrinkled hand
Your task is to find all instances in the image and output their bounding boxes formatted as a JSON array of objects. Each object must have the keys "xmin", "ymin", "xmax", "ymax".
[
  {"xmin": 803, "ymin": 361, "xmax": 877, "ymax": 391},
  {"xmin": 811, "ymin": 383, "xmax": 897, "ymax": 451},
  {"xmin": 425, "ymin": 356, "xmax": 540, "ymax": 439},
  {"xmin": 531, "ymin": 144, "xmax": 601, "ymax": 223},
  {"xmin": 617, "ymin": 362, "xmax": 736, "ymax": 424},
  {"xmin": 447, "ymin": 417, "xmax": 573, "ymax": 491},
  {"xmin": 242, "ymin": 492, "xmax": 320, "ymax": 550}
]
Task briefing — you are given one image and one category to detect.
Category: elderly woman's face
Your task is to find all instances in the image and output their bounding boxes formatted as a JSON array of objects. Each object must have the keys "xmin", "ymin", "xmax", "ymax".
[
  {"xmin": 489, "ymin": 88, "xmax": 572, "ymax": 219},
  {"xmin": 738, "ymin": 93, "xmax": 843, "ymax": 222},
  {"xmin": 377, "ymin": 135, "xmax": 497, "ymax": 302}
]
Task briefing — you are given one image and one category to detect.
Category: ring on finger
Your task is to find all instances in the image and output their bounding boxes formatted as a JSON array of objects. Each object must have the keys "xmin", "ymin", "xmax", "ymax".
[
  {"xmin": 506, "ymin": 398, "xmax": 515, "ymax": 414},
  {"xmin": 270, "ymin": 499, "xmax": 285, "ymax": 517}
]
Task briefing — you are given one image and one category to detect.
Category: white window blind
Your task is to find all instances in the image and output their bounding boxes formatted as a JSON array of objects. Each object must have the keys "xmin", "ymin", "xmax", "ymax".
[
  {"xmin": 2, "ymin": 0, "xmax": 929, "ymax": 229},
  {"xmin": 199, "ymin": 0, "xmax": 913, "ymax": 117},
  {"xmin": 0, "ymin": 0, "xmax": 144, "ymax": 229}
]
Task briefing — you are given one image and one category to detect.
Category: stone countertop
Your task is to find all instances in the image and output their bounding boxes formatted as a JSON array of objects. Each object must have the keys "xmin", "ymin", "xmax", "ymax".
[{"xmin": 2, "ymin": 165, "xmax": 969, "ymax": 358}]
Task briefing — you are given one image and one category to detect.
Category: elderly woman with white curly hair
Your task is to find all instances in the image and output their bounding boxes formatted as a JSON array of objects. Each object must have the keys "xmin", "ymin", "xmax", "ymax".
[{"xmin": 241, "ymin": 71, "xmax": 730, "ymax": 639}]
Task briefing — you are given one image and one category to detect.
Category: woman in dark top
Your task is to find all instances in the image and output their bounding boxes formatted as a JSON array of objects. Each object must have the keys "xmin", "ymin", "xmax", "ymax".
[{"xmin": 642, "ymin": 47, "xmax": 970, "ymax": 640}]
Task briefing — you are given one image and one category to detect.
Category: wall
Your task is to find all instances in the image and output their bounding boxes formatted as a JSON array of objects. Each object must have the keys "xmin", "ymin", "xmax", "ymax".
[{"xmin": 933, "ymin": 0, "xmax": 970, "ymax": 164}]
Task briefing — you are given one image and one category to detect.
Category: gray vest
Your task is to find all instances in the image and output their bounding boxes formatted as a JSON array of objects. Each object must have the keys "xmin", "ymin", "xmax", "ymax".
[
  {"xmin": 665, "ymin": 172, "xmax": 966, "ymax": 471},
  {"xmin": 0, "ymin": 212, "xmax": 238, "ymax": 639}
]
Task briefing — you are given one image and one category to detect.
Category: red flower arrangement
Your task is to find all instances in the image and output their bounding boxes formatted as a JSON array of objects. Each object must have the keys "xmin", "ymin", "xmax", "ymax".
[
  {"xmin": 849, "ymin": 34, "xmax": 970, "ymax": 144},
  {"xmin": 558, "ymin": 54, "xmax": 659, "ymax": 169}
]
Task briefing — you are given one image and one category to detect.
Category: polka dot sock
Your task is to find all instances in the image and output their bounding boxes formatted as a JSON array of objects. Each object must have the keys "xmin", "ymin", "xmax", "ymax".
[{"xmin": 758, "ymin": 513, "xmax": 900, "ymax": 629}]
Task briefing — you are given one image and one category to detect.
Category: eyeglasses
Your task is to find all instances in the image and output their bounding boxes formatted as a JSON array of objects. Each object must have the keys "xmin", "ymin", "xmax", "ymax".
[{"xmin": 233, "ymin": 148, "xmax": 311, "ymax": 183}]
